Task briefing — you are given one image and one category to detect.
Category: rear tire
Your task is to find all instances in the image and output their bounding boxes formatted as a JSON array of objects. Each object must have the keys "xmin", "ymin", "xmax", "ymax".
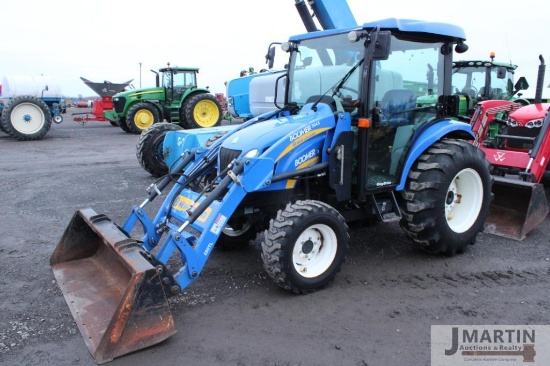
[
  {"xmin": 261, "ymin": 200, "xmax": 349, "ymax": 293},
  {"xmin": 183, "ymin": 93, "xmax": 222, "ymax": 129},
  {"xmin": 136, "ymin": 122, "xmax": 183, "ymax": 177},
  {"xmin": 217, "ymin": 219, "xmax": 257, "ymax": 251},
  {"xmin": 1, "ymin": 96, "xmax": 52, "ymax": 140},
  {"xmin": 127, "ymin": 103, "xmax": 160, "ymax": 134},
  {"xmin": 399, "ymin": 139, "xmax": 492, "ymax": 255}
]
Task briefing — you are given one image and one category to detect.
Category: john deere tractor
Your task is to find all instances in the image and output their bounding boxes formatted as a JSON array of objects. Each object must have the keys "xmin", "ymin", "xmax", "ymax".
[{"xmin": 104, "ymin": 64, "xmax": 223, "ymax": 134}]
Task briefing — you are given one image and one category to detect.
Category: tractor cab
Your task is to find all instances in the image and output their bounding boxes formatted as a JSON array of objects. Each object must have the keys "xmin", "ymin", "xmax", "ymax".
[
  {"xmin": 157, "ymin": 65, "xmax": 199, "ymax": 103},
  {"xmin": 452, "ymin": 54, "xmax": 526, "ymax": 115}
]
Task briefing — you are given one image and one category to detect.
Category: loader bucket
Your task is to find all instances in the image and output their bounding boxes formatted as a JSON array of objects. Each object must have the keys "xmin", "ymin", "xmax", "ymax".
[
  {"xmin": 484, "ymin": 176, "xmax": 549, "ymax": 240},
  {"xmin": 50, "ymin": 208, "xmax": 176, "ymax": 364}
]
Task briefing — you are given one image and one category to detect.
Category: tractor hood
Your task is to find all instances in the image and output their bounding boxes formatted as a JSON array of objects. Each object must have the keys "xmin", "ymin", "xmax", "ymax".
[
  {"xmin": 507, "ymin": 103, "xmax": 550, "ymax": 127},
  {"xmin": 220, "ymin": 103, "xmax": 336, "ymax": 158},
  {"xmin": 112, "ymin": 86, "xmax": 164, "ymax": 101}
]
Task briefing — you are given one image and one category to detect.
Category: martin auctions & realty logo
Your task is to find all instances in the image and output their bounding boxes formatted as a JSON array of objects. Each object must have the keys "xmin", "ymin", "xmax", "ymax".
[{"xmin": 431, "ymin": 325, "xmax": 550, "ymax": 365}]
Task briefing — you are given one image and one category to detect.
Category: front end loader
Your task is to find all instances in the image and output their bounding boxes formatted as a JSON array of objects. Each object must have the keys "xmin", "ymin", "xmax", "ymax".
[{"xmin": 51, "ymin": 19, "xmax": 493, "ymax": 363}]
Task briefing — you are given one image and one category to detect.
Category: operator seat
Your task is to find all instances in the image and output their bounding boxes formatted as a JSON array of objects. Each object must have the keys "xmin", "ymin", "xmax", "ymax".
[{"xmin": 380, "ymin": 89, "xmax": 416, "ymax": 126}]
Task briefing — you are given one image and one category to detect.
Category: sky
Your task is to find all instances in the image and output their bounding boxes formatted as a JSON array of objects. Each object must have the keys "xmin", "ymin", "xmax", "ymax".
[{"xmin": 1, "ymin": 0, "xmax": 548, "ymax": 99}]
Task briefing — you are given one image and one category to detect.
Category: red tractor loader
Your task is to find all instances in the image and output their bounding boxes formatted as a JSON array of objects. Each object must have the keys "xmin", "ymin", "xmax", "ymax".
[
  {"xmin": 470, "ymin": 55, "xmax": 550, "ymax": 240},
  {"xmin": 470, "ymin": 100, "xmax": 550, "ymax": 240}
]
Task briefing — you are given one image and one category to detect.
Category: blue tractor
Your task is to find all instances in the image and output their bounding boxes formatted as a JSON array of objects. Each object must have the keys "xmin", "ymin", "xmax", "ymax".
[
  {"xmin": 0, "ymin": 75, "xmax": 66, "ymax": 140},
  {"xmin": 51, "ymin": 18, "xmax": 493, "ymax": 364}
]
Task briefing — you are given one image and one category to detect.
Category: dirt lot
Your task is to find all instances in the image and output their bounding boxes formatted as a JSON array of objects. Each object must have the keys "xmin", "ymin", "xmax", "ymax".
[{"xmin": 1, "ymin": 109, "xmax": 549, "ymax": 366}]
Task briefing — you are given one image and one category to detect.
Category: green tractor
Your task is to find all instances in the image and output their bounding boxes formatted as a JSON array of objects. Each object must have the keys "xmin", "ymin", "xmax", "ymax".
[
  {"xmin": 104, "ymin": 64, "xmax": 223, "ymax": 134},
  {"xmin": 417, "ymin": 53, "xmax": 530, "ymax": 117}
]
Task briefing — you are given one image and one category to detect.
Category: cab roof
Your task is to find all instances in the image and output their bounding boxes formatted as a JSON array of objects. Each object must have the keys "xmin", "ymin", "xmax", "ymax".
[{"xmin": 289, "ymin": 17, "xmax": 466, "ymax": 42}]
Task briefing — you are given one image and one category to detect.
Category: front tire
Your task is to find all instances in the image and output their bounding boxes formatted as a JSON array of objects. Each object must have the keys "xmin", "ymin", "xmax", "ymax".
[
  {"xmin": 118, "ymin": 117, "xmax": 131, "ymax": 132},
  {"xmin": 127, "ymin": 103, "xmax": 160, "ymax": 134},
  {"xmin": 261, "ymin": 200, "xmax": 349, "ymax": 294},
  {"xmin": 183, "ymin": 93, "xmax": 222, "ymax": 129},
  {"xmin": 1, "ymin": 96, "xmax": 52, "ymax": 140},
  {"xmin": 399, "ymin": 139, "xmax": 492, "ymax": 255},
  {"xmin": 136, "ymin": 122, "xmax": 183, "ymax": 177}
]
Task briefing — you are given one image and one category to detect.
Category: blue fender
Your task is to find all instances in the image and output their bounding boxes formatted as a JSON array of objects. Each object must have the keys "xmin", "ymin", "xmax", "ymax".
[{"xmin": 396, "ymin": 120, "xmax": 474, "ymax": 191}]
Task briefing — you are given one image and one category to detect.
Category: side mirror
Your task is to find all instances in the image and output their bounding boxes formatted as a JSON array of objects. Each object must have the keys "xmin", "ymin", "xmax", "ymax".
[
  {"xmin": 371, "ymin": 31, "xmax": 391, "ymax": 60},
  {"xmin": 515, "ymin": 77, "xmax": 529, "ymax": 92},
  {"xmin": 496, "ymin": 67, "xmax": 506, "ymax": 79},
  {"xmin": 302, "ymin": 57, "xmax": 312, "ymax": 67},
  {"xmin": 266, "ymin": 46, "xmax": 276, "ymax": 70}
]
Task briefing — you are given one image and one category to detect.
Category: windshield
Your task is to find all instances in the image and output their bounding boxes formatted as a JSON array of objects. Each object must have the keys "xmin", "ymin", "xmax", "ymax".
[
  {"xmin": 287, "ymin": 32, "xmax": 365, "ymax": 108},
  {"xmin": 452, "ymin": 66, "xmax": 514, "ymax": 100},
  {"xmin": 163, "ymin": 71, "xmax": 197, "ymax": 89},
  {"xmin": 287, "ymin": 33, "xmax": 446, "ymax": 112}
]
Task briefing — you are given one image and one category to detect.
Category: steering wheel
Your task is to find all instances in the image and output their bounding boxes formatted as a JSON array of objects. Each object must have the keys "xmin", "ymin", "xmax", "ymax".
[
  {"xmin": 467, "ymin": 85, "xmax": 478, "ymax": 98},
  {"xmin": 333, "ymin": 86, "xmax": 359, "ymax": 98},
  {"xmin": 332, "ymin": 86, "xmax": 360, "ymax": 113}
]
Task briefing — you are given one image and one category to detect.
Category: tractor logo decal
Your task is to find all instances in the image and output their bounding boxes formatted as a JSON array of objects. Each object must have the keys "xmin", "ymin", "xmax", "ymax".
[
  {"xmin": 210, "ymin": 213, "xmax": 227, "ymax": 237},
  {"xmin": 129, "ymin": 89, "xmax": 163, "ymax": 98},
  {"xmin": 172, "ymin": 195, "xmax": 211, "ymax": 222},
  {"xmin": 494, "ymin": 151, "xmax": 506, "ymax": 162},
  {"xmin": 276, "ymin": 125, "xmax": 329, "ymax": 162},
  {"xmin": 285, "ymin": 150, "xmax": 320, "ymax": 189},
  {"xmin": 295, "ymin": 148, "xmax": 318, "ymax": 167}
]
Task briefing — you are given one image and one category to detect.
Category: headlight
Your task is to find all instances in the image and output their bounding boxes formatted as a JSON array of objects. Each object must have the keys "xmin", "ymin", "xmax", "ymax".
[
  {"xmin": 244, "ymin": 149, "xmax": 259, "ymax": 158},
  {"xmin": 506, "ymin": 118, "xmax": 518, "ymax": 127},
  {"xmin": 525, "ymin": 119, "xmax": 543, "ymax": 128}
]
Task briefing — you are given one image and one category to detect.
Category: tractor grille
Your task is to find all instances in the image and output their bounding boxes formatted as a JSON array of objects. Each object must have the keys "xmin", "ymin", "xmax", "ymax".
[
  {"xmin": 504, "ymin": 126, "xmax": 539, "ymax": 150},
  {"xmin": 113, "ymin": 97, "xmax": 127, "ymax": 113},
  {"xmin": 219, "ymin": 147, "xmax": 242, "ymax": 174}
]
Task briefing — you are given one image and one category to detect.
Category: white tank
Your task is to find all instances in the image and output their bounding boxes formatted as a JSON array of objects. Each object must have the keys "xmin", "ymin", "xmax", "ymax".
[{"xmin": 1, "ymin": 74, "xmax": 63, "ymax": 99}]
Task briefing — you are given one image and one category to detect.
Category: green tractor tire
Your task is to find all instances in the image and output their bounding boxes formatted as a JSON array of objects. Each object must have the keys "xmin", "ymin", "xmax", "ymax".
[
  {"xmin": 182, "ymin": 93, "xmax": 223, "ymax": 129},
  {"xmin": 126, "ymin": 102, "xmax": 160, "ymax": 134}
]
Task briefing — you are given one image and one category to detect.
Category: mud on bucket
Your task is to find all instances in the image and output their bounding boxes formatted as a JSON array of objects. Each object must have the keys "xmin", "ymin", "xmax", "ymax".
[{"xmin": 50, "ymin": 208, "xmax": 176, "ymax": 364}]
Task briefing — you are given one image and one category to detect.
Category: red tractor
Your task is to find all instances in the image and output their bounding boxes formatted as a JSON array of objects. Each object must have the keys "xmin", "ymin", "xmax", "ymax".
[{"xmin": 470, "ymin": 56, "xmax": 550, "ymax": 240}]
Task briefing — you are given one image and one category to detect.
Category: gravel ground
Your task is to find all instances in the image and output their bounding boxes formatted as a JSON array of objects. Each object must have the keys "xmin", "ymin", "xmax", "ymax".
[{"xmin": 0, "ymin": 108, "xmax": 549, "ymax": 366}]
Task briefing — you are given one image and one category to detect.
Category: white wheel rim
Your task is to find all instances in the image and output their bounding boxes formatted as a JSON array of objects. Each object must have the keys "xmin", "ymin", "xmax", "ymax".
[
  {"xmin": 223, "ymin": 222, "xmax": 251, "ymax": 237},
  {"xmin": 445, "ymin": 168, "xmax": 483, "ymax": 233},
  {"xmin": 10, "ymin": 102, "xmax": 46, "ymax": 134},
  {"xmin": 292, "ymin": 224, "xmax": 337, "ymax": 278}
]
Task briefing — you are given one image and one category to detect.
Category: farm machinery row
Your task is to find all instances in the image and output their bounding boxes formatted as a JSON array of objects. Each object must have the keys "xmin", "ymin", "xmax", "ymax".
[
  {"xmin": 49, "ymin": 1, "xmax": 548, "ymax": 365},
  {"xmin": 51, "ymin": 14, "xmax": 498, "ymax": 364}
]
